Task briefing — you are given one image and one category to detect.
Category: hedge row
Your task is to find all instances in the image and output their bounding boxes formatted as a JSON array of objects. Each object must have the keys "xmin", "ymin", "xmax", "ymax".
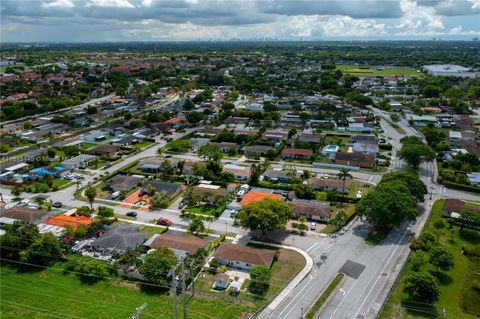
[{"xmin": 443, "ymin": 181, "xmax": 480, "ymax": 194}]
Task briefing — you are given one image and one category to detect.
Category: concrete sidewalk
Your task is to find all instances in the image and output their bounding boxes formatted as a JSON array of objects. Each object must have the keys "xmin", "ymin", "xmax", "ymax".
[{"xmin": 253, "ymin": 240, "xmax": 314, "ymax": 319}]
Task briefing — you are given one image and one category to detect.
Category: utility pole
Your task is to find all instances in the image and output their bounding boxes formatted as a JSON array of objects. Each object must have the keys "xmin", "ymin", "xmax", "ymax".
[
  {"xmin": 171, "ymin": 269, "xmax": 178, "ymax": 319},
  {"xmin": 181, "ymin": 259, "xmax": 187, "ymax": 319},
  {"xmin": 130, "ymin": 303, "xmax": 147, "ymax": 319}
]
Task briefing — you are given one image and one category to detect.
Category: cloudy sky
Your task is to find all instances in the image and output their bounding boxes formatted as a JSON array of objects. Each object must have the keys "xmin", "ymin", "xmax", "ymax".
[{"xmin": 1, "ymin": 0, "xmax": 479, "ymax": 42}]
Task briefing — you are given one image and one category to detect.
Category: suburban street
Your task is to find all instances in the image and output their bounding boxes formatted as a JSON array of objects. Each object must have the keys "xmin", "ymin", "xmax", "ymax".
[
  {"xmin": 2, "ymin": 101, "xmax": 477, "ymax": 319},
  {"xmin": 260, "ymin": 107, "xmax": 478, "ymax": 319}
]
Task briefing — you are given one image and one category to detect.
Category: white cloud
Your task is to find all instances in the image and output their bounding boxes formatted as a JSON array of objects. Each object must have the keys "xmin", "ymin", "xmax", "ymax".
[
  {"xmin": 86, "ymin": 0, "xmax": 135, "ymax": 8},
  {"xmin": 141, "ymin": 0, "xmax": 153, "ymax": 7},
  {"xmin": 470, "ymin": 0, "xmax": 480, "ymax": 9},
  {"xmin": 42, "ymin": 0, "xmax": 75, "ymax": 8},
  {"xmin": 397, "ymin": 0, "xmax": 444, "ymax": 33}
]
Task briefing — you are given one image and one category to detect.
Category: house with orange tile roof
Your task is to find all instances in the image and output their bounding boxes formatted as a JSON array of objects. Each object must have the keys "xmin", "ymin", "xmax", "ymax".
[
  {"xmin": 45, "ymin": 214, "xmax": 93, "ymax": 230},
  {"xmin": 239, "ymin": 191, "xmax": 282, "ymax": 206}
]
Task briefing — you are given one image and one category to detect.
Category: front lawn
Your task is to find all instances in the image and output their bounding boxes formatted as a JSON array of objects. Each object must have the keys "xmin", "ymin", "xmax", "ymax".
[
  {"xmin": 184, "ymin": 206, "xmax": 216, "ymax": 216},
  {"xmin": 379, "ymin": 199, "xmax": 480, "ymax": 319},
  {"xmin": 0, "ymin": 259, "xmax": 251, "ymax": 319}
]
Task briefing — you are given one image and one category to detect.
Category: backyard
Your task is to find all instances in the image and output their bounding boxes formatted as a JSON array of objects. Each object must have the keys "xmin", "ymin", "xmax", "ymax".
[
  {"xmin": 0, "ymin": 259, "xmax": 251, "ymax": 319},
  {"xmin": 379, "ymin": 199, "xmax": 480, "ymax": 319}
]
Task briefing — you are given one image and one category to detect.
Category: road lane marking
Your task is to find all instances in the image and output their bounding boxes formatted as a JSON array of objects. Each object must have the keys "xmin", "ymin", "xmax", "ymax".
[
  {"xmin": 328, "ymin": 221, "xmax": 411, "ymax": 319},
  {"xmin": 306, "ymin": 242, "xmax": 319, "ymax": 253},
  {"xmin": 348, "ymin": 222, "xmax": 413, "ymax": 319}
]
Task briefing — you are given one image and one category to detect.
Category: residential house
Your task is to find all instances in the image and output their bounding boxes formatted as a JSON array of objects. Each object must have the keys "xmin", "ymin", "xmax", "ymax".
[
  {"xmin": 61, "ymin": 154, "xmax": 97, "ymax": 169},
  {"xmin": 243, "ymin": 145, "xmax": 274, "ymax": 156},
  {"xmin": 348, "ymin": 122, "xmax": 375, "ymax": 132},
  {"xmin": 441, "ymin": 199, "xmax": 480, "ymax": 219},
  {"xmin": 111, "ymin": 135, "xmax": 142, "ymax": 147},
  {"xmin": 288, "ymin": 200, "xmax": 333, "ymax": 222},
  {"xmin": 353, "ymin": 142, "xmax": 379, "ymax": 156},
  {"xmin": 262, "ymin": 169, "xmax": 300, "ymax": 184},
  {"xmin": 145, "ymin": 233, "xmax": 209, "ymax": 257},
  {"xmin": 298, "ymin": 133, "xmax": 322, "ymax": 144},
  {"xmin": 141, "ymin": 180, "xmax": 182, "ymax": 199},
  {"xmin": 83, "ymin": 130, "xmax": 109, "ymax": 143},
  {"xmin": 467, "ymin": 173, "xmax": 480, "ymax": 187},
  {"xmin": 193, "ymin": 185, "xmax": 229, "ymax": 204},
  {"xmin": 156, "ymin": 117, "xmax": 185, "ymax": 132},
  {"xmin": 214, "ymin": 273, "xmax": 230, "ymax": 290},
  {"xmin": 308, "ymin": 178, "xmax": 352, "ymax": 194},
  {"xmin": 106, "ymin": 174, "xmax": 144, "ymax": 193},
  {"xmin": 334, "ymin": 152, "xmax": 375, "ymax": 168},
  {"xmin": 91, "ymin": 224, "xmax": 147, "ymax": 254},
  {"xmin": 239, "ymin": 191, "xmax": 283, "ymax": 206},
  {"xmin": 245, "ymin": 102, "xmax": 263, "ymax": 111},
  {"xmin": 211, "ymin": 142, "xmax": 238, "ymax": 153},
  {"xmin": 90, "ymin": 144, "xmax": 120, "ymax": 157},
  {"xmin": 138, "ymin": 157, "xmax": 163, "ymax": 173},
  {"xmin": 45, "ymin": 213, "xmax": 93, "ymax": 230},
  {"xmin": 223, "ymin": 164, "xmax": 251, "ymax": 181},
  {"xmin": 190, "ymin": 138, "xmax": 210, "ymax": 152},
  {"xmin": 349, "ymin": 135, "xmax": 378, "ymax": 144},
  {"xmin": 449, "ymin": 131, "xmax": 462, "ymax": 147},
  {"xmin": 281, "ymin": 148, "xmax": 313, "ymax": 160},
  {"xmin": 261, "ymin": 131, "xmax": 289, "ymax": 142},
  {"xmin": 213, "ymin": 243, "xmax": 276, "ymax": 271},
  {"xmin": 0, "ymin": 206, "xmax": 49, "ymax": 225},
  {"xmin": 226, "ymin": 117, "xmax": 250, "ymax": 125}
]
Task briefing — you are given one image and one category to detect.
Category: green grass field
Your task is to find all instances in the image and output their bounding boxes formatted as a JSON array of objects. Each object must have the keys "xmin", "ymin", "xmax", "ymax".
[
  {"xmin": 379, "ymin": 199, "xmax": 480, "ymax": 319},
  {"xmin": 0, "ymin": 260, "xmax": 251, "ymax": 319},
  {"xmin": 336, "ymin": 65, "xmax": 420, "ymax": 77}
]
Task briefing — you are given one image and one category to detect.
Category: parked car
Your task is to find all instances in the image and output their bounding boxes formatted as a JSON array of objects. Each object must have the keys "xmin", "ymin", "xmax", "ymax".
[
  {"xmin": 356, "ymin": 191, "xmax": 363, "ymax": 199},
  {"xmin": 52, "ymin": 202, "xmax": 63, "ymax": 208},
  {"xmin": 310, "ymin": 222, "xmax": 317, "ymax": 230},
  {"xmin": 178, "ymin": 200, "xmax": 188, "ymax": 209},
  {"xmin": 104, "ymin": 164, "xmax": 112, "ymax": 169},
  {"xmin": 126, "ymin": 211, "xmax": 137, "ymax": 217},
  {"xmin": 165, "ymin": 155, "xmax": 172, "ymax": 158},
  {"xmin": 16, "ymin": 201, "xmax": 29, "ymax": 207},
  {"xmin": 157, "ymin": 218, "xmax": 172, "ymax": 226}
]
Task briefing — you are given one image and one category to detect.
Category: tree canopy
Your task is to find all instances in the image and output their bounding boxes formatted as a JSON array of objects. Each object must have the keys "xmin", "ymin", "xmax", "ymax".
[
  {"xmin": 356, "ymin": 179, "xmax": 418, "ymax": 231},
  {"xmin": 236, "ymin": 198, "xmax": 293, "ymax": 234},
  {"xmin": 398, "ymin": 136, "xmax": 435, "ymax": 169},
  {"xmin": 139, "ymin": 247, "xmax": 177, "ymax": 286}
]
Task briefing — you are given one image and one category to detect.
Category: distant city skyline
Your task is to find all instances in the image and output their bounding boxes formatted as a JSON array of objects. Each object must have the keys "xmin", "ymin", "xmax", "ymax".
[{"xmin": 1, "ymin": 0, "xmax": 479, "ymax": 42}]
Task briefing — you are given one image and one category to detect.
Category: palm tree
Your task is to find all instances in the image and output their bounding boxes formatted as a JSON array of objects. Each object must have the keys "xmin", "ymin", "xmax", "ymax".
[
  {"xmin": 157, "ymin": 147, "xmax": 164, "ymax": 158},
  {"xmin": 336, "ymin": 168, "xmax": 353, "ymax": 194},
  {"xmin": 205, "ymin": 215, "xmax": 215, "ymax": 234},
  {"xmin": 84, "ymin": 184, "xmax": 97, "ymax": 211},
  {"xmin": 260, "ymin": 158, "xmax": 271, "ymax": 171},
  {"xmin": 188, "ymin": 217, "xmax": 205, "ymax": 235},
  {"xmin": 11, "ymin": 187, "xmax": 22, "ymax": 199}
]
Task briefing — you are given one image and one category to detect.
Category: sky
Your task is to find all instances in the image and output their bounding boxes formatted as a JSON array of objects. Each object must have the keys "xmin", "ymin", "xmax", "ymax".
[{"xmin": 1, "ymin": 0, "xmax": 479, "ymax": 42}]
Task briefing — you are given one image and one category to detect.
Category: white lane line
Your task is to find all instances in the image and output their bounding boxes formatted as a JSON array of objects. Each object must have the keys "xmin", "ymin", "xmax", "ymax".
[
  {"xmin": 328, "ymin": 221, "xmax": 411, "ymax": 319},
  {"xmin": 349, "ymin": 222, "xmax": 413, "ymax": 319},
  {"xmin": 306, "ymin": 242, "xmax": 319, "ymax": 253},
  {"xmin": 276, "ymin": 275, "xmax": 316, "ymax": 317},
  {"xmin": 309, "ymin": 241, "xmax": 327, "ymax": 255}
]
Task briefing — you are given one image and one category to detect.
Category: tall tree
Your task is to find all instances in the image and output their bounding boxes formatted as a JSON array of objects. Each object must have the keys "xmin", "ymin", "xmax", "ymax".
[
  {"xmin": 139, "ymin": 247, "xmax": 177, "ymax": 286},
  {"xmin": 398, "ymin": 136, "xmax": 435, "ymax": 169},
  {"xmin": 198, "ymin": 144, "xmax": 223, "ymax": 162},
  {"xmin": 356, "ymin": 180, "xmax": 418, "ymax": 231},
  {"xmin": 236, "ymin": 198, "xmax": 293, "ymax": 234},
  {"xmin": 428, "ymin": 247, "xmax": 454, "ymax": 272},
  {"xmin": 403, "ymin": 271, "xmax": 440, "ymax": 303},
  {"xmin": 188, "ymin": 216, "xmax": 205, "ymax": 235},
  {"xmin": 84, "ymin": 184, "xmax": 97, "ymax": 210}
]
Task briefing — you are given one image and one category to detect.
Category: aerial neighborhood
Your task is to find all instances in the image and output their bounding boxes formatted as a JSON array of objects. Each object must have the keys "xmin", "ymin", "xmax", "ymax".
[{"xmin": 0, "ymin": 40, "xmax": 479, "ymax": 319}]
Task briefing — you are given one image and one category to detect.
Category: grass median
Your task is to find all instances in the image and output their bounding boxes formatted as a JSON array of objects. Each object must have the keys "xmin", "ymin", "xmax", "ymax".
[{"xmin": 305, "ymin": 273, "xmax": 345, "ymax": 319}]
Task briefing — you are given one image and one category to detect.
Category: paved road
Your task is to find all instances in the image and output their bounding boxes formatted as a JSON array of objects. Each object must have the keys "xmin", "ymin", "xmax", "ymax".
[
  {"xmin": 264, "ymin": 107, "xmax": 478, "ymax": 319},
  {"xmin": 2, "ymin": 93, "xmax": 117, "ymax": 126}
]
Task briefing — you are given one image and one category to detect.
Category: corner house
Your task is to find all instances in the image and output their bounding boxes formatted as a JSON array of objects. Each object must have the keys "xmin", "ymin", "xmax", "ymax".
[{"xmin": 213, "ymin": 243, "xmax": 275, "ymax": 271}]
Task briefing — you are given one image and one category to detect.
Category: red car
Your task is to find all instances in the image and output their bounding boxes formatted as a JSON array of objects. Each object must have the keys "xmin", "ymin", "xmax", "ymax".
[{"xmin": 157, "ymin": 218, "xmax": 172, "ymax": 226}]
